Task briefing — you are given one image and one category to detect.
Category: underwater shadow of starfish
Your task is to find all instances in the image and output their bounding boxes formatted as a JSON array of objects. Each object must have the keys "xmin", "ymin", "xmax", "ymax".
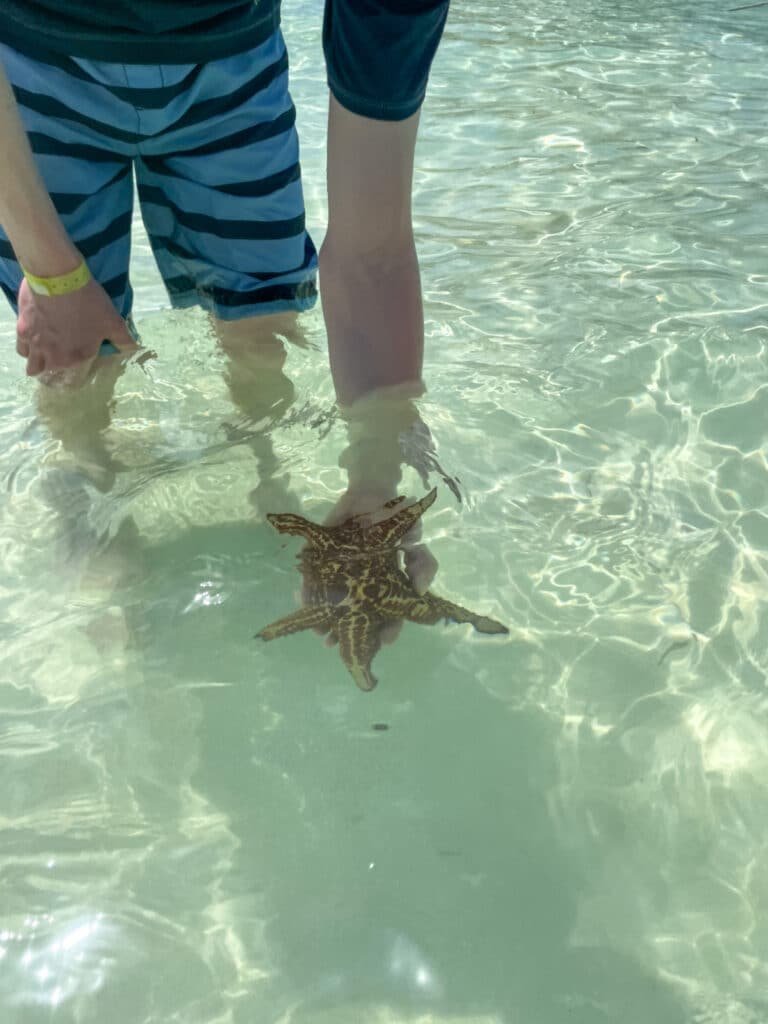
[{"xmin": 256, "ymin": 488, "xmax": 508, "ymax": 691}]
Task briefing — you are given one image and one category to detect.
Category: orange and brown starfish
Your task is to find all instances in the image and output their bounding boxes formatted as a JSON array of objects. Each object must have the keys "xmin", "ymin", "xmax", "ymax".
[{"xmin": 256, "ymin": 489, "xmax": 508, "ymax": 691}]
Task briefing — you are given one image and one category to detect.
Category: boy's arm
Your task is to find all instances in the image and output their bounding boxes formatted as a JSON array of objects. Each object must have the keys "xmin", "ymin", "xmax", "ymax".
[
  {"xmin": 319, "ymin": 96, "xmax": 424, "ymax": 409},
  {"xmin": 0, "ymin": 61, "xmax": 81, "ymax": 277},
  {"xmin": 319, "ymin": 0, "xmax": 449, "ymax": 526},
  {"xmin": 319, "ymin": 99, "xmax": 439, "ymax": 596},
  {"xmin": 319, "ymin": 0, "xmax": 449, "ymax": 407},
  {"xmin": 319, "ymin": 0, "xmax": 449, "ymax": 577},
  {"xmin": 0, "ymin": 60, "xmax": 136, "ymax": 374}
]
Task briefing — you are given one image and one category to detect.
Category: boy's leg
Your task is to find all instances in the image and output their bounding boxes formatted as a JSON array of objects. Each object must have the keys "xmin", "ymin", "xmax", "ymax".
[
  {"xmin": 135, "ymin": 29, "xmax": 316, "ymax": 331},
  {"xmin": 135, "ymin": 31, "xmax": 317, "ymax": 509},
  {"xmin": 217, "ymin": 315, "xmax": 301, "ymax": 516},
  {"xmin": 213, "ymin": 312, "xmax": 303, "ymax": 516}
]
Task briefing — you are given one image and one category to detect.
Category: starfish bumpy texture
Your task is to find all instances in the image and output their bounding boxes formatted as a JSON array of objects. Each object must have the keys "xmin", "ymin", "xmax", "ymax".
[{"xmin": 256, "ymin": 488, "xmax": 508, "ymax": 691}]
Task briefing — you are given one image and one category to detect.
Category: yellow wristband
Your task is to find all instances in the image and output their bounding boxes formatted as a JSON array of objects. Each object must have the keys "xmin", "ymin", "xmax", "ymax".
[{"xmin": 21, "ymin": 260, "xmax": 91, "ymax": 297}]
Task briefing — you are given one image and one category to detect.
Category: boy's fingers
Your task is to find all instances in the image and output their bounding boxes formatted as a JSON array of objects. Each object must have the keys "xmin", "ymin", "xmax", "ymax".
[
  {"xmin": 404, "ymin": 544, "xmax": 439, "ymax": 595},
  {"xmin": 26, "ymin": 351, "xmax": 45, "ymax": 376},
  {"xmin": 380, "ymin": 621, "xmax": 402, "ymax": 646},
  {"xmin": 135, "ymin": 348, "xmax": 157, "ymax": 368},
  {"xmin": 109, "ymin": 319, "xmax": 141, "ymax": 352}
]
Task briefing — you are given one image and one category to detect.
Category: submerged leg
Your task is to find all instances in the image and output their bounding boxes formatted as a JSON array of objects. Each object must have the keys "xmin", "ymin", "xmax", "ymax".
[
  {"xmin": 214, "ymin": 313, "xmax": 302, "ymax": 520},
  {"xmin": 257, "ymin": 603, "xmax": 334, "ymax": 641}
]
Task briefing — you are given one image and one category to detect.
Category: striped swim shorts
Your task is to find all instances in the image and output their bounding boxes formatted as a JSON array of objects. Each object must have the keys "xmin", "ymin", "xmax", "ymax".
[{"xmin": 0, "ymin": 30, "xmax": 318, "ymax": 321}]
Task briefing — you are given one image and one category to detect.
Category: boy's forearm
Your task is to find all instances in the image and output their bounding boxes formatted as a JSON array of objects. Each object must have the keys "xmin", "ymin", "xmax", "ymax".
[
  {"xmin": 324, "ymin": 234, "xmax": 427, "ymax": 499},
  {"xmin": 319, "ymin": 233, "xmax": 424, "ymax": 408},
  {"xmin": 321, "ymin": 96, "xmax": 424, "ymax": 407},
  {"xmin": 0, "ymin": 60, "xmax": 80, "ymax": 276}
]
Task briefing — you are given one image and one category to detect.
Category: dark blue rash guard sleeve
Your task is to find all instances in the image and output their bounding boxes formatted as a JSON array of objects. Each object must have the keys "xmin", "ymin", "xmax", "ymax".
[{"xmin": 322, "ymin": 0, "xmax": 450, "ymax": 121}]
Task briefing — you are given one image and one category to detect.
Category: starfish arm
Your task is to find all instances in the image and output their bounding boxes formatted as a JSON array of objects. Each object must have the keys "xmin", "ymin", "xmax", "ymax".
[
  {"xmin": 336, "ymin": 612, "xmax": 383, "ymax": 691},
  {"xmin": 257, "ymin": 604, "xmax": 334, "ymax": 641},
  {"xmin": 378, "ymin": 592, "xmax": 425, "ymax": 619},
  {"xmin": 266, "ymin": 513, "xmax": 335, "ymax": 551},
  {"xmin": 343, "ymin": 496, "xmax": 406, "ymax": 527},
  {"xmin": 406, "ymin": 594, "xmax": 509, "ymax": 635},
  {"xmin": 381, "ymin": 495, "xmax": 408, "ymax": 511},
  {"xmin": 364, "ymin": 488, "xmax": 437, "ymax": 549}
]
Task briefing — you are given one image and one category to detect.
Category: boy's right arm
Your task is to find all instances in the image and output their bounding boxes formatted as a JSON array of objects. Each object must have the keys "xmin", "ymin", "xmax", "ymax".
[
  {"xmin": 0, "ymin": 60, "xmax": 136, "ymax": 375},
  {"xmin": 0, "ymin": 60, "xmax": 81, "ymax": 278}
]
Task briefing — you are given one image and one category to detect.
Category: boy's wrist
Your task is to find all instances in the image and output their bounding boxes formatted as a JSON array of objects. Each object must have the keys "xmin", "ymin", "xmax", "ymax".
[
  {"xmin": 3, "ymin": 202, "xmax": 81, "ymax": 279},
  {"xmin": 337, "ymin": 386, "xmax": 425, "ymax": 492},
  {"xmin": 21, "ymin": 259, "xmax": 91, "ymax": 297}
]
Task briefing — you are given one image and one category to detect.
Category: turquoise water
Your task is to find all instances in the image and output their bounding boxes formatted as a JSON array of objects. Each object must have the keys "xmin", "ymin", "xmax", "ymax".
[{"xmin": 2, "ymin": 1, "xmax": 768, "ymax": 1021}]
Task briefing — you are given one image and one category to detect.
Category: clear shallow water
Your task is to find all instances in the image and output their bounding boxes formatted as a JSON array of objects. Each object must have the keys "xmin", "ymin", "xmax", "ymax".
[{"xmin": 2, "ymin": 1, "xmax": 768, "ymax": 1021}]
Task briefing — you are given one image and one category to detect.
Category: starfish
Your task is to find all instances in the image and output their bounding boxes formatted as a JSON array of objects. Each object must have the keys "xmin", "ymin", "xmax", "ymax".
[{"xmin": 256, "ymin": 488, "xmax": 508, "ymax": 691}]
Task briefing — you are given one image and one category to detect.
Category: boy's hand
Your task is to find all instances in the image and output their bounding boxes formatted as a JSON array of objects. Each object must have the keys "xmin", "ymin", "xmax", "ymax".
[
  {"xmin": 16, "ymin": 275, "xmax": 138, "ymax": 376},
  {"xmin": 326, "ymin": 486, "xmax": 439, "ymax": 595}
]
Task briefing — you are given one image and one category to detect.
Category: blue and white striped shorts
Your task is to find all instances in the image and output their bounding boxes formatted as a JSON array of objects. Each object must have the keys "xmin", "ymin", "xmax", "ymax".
[{"xmin": 0, "ymin": 31, "xmax": 318, "ymax": 321}]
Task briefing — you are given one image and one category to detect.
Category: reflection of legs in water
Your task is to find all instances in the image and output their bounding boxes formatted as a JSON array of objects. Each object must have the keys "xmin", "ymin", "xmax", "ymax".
[
  {"xmin": 212, "ymin": 313, "xmax": 304, "ymax": 517},
  {"xmin": 34, "ymin": 357, "xmax": 143, "ymax": 658},
  {"xmin": 36, "ymin": 355, "xmax": 129, "ymax": 570}
]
